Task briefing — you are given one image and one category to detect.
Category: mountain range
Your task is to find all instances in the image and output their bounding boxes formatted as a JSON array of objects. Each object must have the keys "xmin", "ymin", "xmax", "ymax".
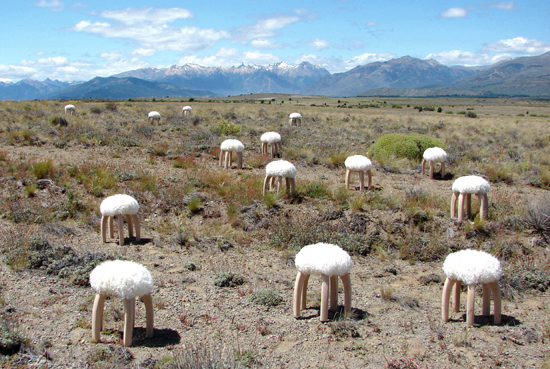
[{"xmin": 1, "ymin": 52, "xmax": 549, "ymax": 100}]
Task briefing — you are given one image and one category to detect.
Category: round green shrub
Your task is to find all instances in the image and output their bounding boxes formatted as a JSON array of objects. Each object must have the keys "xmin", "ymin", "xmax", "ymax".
[
  {"xmin": 249, "ymin": 289, "xmax": 283, "ymax": 306},
  {"xmin": 368, "ymin": 133, "xmax": 446, "ymax": 162}
]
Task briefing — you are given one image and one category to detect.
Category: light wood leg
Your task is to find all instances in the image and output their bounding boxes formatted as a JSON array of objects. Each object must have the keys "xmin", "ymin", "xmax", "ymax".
[
  {"xmin": 123, "ymin": 298, "xmax": 135, "ymax": 347},
  {"xmin": 359, "ymin": 171, "xmax": 365, "ymax": 191},
  {"xmin": 261, "ymin": 142, "xmax": 267, "ymax": 155},
  {"xmin": 367, "ymin": 170, "xmax": 372, "ymax": 190},
  {"xmin": 329, "ymin": 275, "xmax": 338, "ymax": 311},
  {"xmin": 345, "ymin": 169, "xmax": 351, "ymax": 189},
  {"xmin": 482, "ymin": 283, "xmax": 490, "ymax": 316},
  {"xmin": 101, "ymin": 216, "xmax": 108, "ymax": 243},
  {"xmin": 441, "ymin": 162, "xmax": 446, "ymax": 178},
  {"xmin": 109, "ymin": 216, "xmax": 114, "ymax": 239},
  {"xmin": 442, "ymin": 278, "xmax": 455, "ymax": 322},
  {"xmin": 320, "ymin": 274, "xmax": 330, "ymax": 322},
  {"xmin": 270, "ymin": 176, "xmax": 276, "ymax": 191},
  {"xmin": 465, "ymin": 193, "xmax": 472, "ymax": 219},
  {"xmin": 293, "ymin": 272, "xmax": 307, "ymax": 318},
  {"xmin": 219, "ymin": 149, "xmax": 224, "ymax": 166},
  {"xmin": 262, "ymin": 175, "xmax": 271, "ymax": 196},
  {"xmin": 224, "ymin": 151, "xmax": 230, "ymax": 169},
  {"xmin": 451, "ymin": 192, "xmax": 458, "ymax": 218},
  {"xmin": 466, "ymin": 284, "xmax": 475, "ymax": 327},
  {"xmin": 237, "ymin": 152, "xmax": 242, "ymax": 169},
  {"xmin": 126, "ymin": 215, "xmax": 134, "ymax": 238},
  {"xmin": 276, "ymin": 177, "xmax": 282, "ymax": 192},
  {"xmin": 452, "ymin": 280, "xmax": 462, "ymax": 313},
  {"xmin": 118, "ymin": 215, "xmax": 124, "ymax": 246},
  {"xmin": 458, "ymin": 194, "xmax": 465, "ymax": 222},
  {"xmin": 340, "ymin": 273, "xmax": 351, "ymax": 317},
  {"xmin": 422, "ymin": 159, "xmax": 426, "ymax": 175},
  {"xmin": 91, "ymin": 294, "xmax": 106, "ymax": 343},
  {"xmin": 133, "ymin": 214, "xmax": 140, "ymax": 242},
  {"xmin": 480, "ymin": 193, "xmax": 489, "ymax": 221},
  {"xmin": 429, "ymin": 161, "xmax": 434, "ymax": 179},
  {"xmin": 489, "ymin": 282, "xmax": 501, "ymax": 324},
  {"xmin": 301, "ymin": 274, "xmax": 310, "ymax": 310},
  {"xmin": 289, "ymin": 178, "xmax": 296, "ymax": 196},
  {"xmin": 141, "ymin": 294, "xmax": 154, "ymax": 338}
]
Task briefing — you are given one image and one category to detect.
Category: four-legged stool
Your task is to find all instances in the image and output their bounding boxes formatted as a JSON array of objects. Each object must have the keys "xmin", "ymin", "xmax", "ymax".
[
  {"xmin": 451, "ymin": 175, "xmax": 490, "ymax": 222},
  {"xmin": 100, "ymin": 194, "xmax": 140, "ymax": 246}
]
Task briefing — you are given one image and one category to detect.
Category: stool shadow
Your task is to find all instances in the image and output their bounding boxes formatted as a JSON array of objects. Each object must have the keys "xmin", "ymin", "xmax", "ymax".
[
  {"xmin": 433, "ymin": 172, "xmax": 454, "ymax": 181},
  {"xmin": 451, "ymin": 314, "xmax": 521, "ymax": 327},
  {"xmin": 125, "ymin": 237, "xmax": 153, "ymax": 245},
  {"xmin": 131, "ymin": 327, "xmax": 181, "ymax": 347},
  {"xmin": 296, "ymin": 306, "xmax": 370, "ymax": 321}
]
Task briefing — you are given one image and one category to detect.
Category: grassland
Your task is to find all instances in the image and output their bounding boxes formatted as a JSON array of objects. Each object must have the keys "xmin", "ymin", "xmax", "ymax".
[{"xmin": 0, "ymin": 96, "xmax": 550, "ymax": 368}]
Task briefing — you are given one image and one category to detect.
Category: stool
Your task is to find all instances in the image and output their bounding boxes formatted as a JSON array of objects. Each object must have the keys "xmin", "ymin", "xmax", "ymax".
[
  {"xmin": 422, "ymin": 147, "xmax": 448, "ymax": 179},
  {"xmin": 148, "ymin": 111, "xmax": 161, "ymax": 124},
  {"xmin": 182, "ymin": 106, "xmax": 192, "ymax": 117},
  {"xmin": 441, "ymin": 249, "xmax": 502, "ymax": 327},
  {"xmin": 262, "ymin": 160, "xmax": 296, "ymax": 197},
  {"xmin": 100, "ymin": 194, "xmax": 140, "ymax": 246},
  {"xmin": 451, "ymin": 176, "xmax": 490, "ymax": 222},
  {"xmin": 64, "ymin": 104, "xmax": 76, "ymax": 115},
  {"xmin": 90, "ymin": 260, "xmax": 154, "ymax": 346},
  {"xmin": 289, "ymin": 112, "xmax": 302, "ymax": 127},
  {"xmin": 293, "ymin": 243, "xmax": 353, "ymax": 322},
  {"xmin": 219, "ymin": 139, "xmax": 244, "ymax": 169},
  {"xmin": 345, "ymin": 155, "xmax": 373, "ymax": 191},
  {"xmin": 260, "ymin": 132, "xmax": 282, "ymax": 158}
]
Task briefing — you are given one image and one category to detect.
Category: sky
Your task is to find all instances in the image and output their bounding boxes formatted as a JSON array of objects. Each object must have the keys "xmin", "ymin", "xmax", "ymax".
[{"xmin": 1, "ymin": 0, "xmax": 549, "ymax": 83}]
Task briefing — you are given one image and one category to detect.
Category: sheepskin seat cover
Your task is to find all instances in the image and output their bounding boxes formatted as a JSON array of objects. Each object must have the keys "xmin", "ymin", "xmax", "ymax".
[
  {"xmin": 442, "ymin": 250, "xmax": 502, "ymax": 285},
  {"xmin": 260, "ymin": 132, "xmax": 281, "ymax": 144},
  {"xmin": 65, "ymin": 104, "xmax": 75, "ymax": 110},
  {"xmin": 220, "ymin": 139, "xmax": 245, "ymax": 152},
  {"xmin": 90, "ymin": 260, "xmax": 153, "ymax": 300},
  {"xmin": 148, "ymin": 111, "xmax": 161, "ymax": 118},
  {"xmin": 182, "ymin": 106, "xmax": 192, "ymax": 111},
  {"xmin": 345, "ymin": 155, "xmax": 373, "ymax": 171},
  {"xmin": 423, "ymin": 147, "xmax": 448, "ymax": 162},
  {"xmin": 452, "ymin": 175, "xmax": 490, "ymax": 194},
  {"xmin": 100, "ymin": 194, "xmax": 139, "ymax": 217},
  {"xmin": 289, "ymin": 112, "xmax": 302, "ymax": 119},
  {"xmin": 266, "ymin": 160, "xmax": 296, "ymax": 178},
  {"xmin": 295, "ymin": 243, "xmax": 352, "ymax": 277}
]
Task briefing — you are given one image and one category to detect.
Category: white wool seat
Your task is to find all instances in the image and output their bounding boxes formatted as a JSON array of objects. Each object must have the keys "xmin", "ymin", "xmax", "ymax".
[
  {"xmin": 293, "ymin": 243, "xmax": 353, "ymax": 322},
  {"xmin": 422, "ymin": 147, "xmax": 448, "ymax": 179},
  {"xmin": 100, "ymin": 194, "xmax": 140, "ymax": 246},
  {"xmin": 260, "ymin": 132, "xmax": 282, "ymax": 158},
  {"xmin": 441, "ymin": 250, "xmax": 502, "ymax": 327},
  {"xmin": 64, "ymin": 104, "xmax": 76, "ymax": 115},
  {"xmin": 148, "ymin": 111, "xmax": 161, "ymax": 124},
  {"xmin": 262, "ymin": 160, "xmax": 296, "ymax": 196},
  {"xmin": 289, "ymin": 112, "xmax": 302, "ymax": 126},
  {"xmin": 344, "ymin": 155, "xmax": 374, "ymax": 191},
  {"xmin": 219, "ymin": 139, "xmax": 245, "ymax": 169},
  {"xmin": 182, "ymin": 106, "xmax": 192, "ymax": 116},
  {"xmin": 451, "ymin": 176, "xmax": 491, "ymax": 222},
  {"xmin": 90, "ymin": 260, "xmax": 154, "ymax": 347}
]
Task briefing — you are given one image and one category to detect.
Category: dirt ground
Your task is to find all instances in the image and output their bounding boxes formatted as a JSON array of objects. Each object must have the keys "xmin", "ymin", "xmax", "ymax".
[{"xmin": 1, "ymin": 140, "xmax": 550, "ymax": 369}]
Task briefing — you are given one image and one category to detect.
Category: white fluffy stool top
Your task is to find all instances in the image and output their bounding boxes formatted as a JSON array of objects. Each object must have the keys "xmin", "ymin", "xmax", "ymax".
[
  {"xmin": 266, "ymin": 160, "xmax": 296, "ymax": 178},
  {"xmin": 148, "ymin": 111, "xmax": 161, "ymax": 118},
  {"xmin": 295, "ymin": 243, "xmax": 352, "ymax": 277},
  {"xmin": 220, "ymin": 139, "xmax": 245, "ymax": 152},
  {"xmin": 345, "ymin": 155, "xmax": 373, "ymax": 171},
  {"xmin": 260, "ymin": 132, "xmax": 281, "ymax": 144},
  {"xmin": 289, "ymin": 112, "xmax": 302, "ymax": 119},
  {"xmin": 100, "ymin": 194, "xmax": 139, "ymax": 216},
  {"xmin": 423, "ymin": 147, "xmax": 448, "ymax": 162},
  {"xmin": 452, "ymin": 175, "xmax": 491, "ymax": 194},
  {"xmin": 182, "ymin": 106, "xmax": 192, "ymax": 111},
  {"xmin": 90, "ymin": 260, "xmax": 154, "ymax": 299},
  {"xmin": 442, "ymin": 249, "xmax": 502, "ymax": 285},
  {"xmin": 65, "ymin": 104, "xmax": 75, "ymax": 110}
]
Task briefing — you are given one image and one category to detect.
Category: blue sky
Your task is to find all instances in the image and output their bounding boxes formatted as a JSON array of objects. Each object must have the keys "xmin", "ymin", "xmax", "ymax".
[{"xmin": 1, "ymin": 0, "xmax": 549, "ymax": 82}]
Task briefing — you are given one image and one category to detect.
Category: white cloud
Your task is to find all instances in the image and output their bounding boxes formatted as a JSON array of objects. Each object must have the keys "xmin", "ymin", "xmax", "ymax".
[
  {"xmin": 233, "ymin": 14, "xmax": 300, "ymax": 41},
  {"xmin": 132, "ymin": 48, "xmax": 156, "ymax": 57},
  {"xmin": 440, "ymin": 7, "xmax": 467, "ymax": 18},
  {"xmin": 36, "ymin": 0, "xmax": 64, "ymax": 11},
  {"xmin": 250, "ymin": 38, "xmax": 282, "ymax": 49},
  {"xmin": 348, "ymin": 52, "xmax": 396, "ymax": 67},
  {"xmin": 482, "ymin": 37, "xmax": 550, "ymax": 54},
  {"xmin": 489, "ymin": 1, "xmax": 517, "ymax": 11},
  {"xmin": 0, "ymin": 65, "xmax": 38, "ymax": 80},
  {"xmin": 21, "ymin": 56, "xmax": 69, "ymax": 67},
  {"xmin": 100, "ymin": 7, "xmax": 193, "ymax": 26},
  {"xmin": 100, "ymin": 52, "xmax": 123, "ymax": 61},
  {"xmin": 307, "ymin": 38, "xmax": 330, "ymax": 50},
  {"xmin": 295, "ymin": 52, "xmax": 395, "ymax": 73},
  {"xmin": 425, "ymin": 50, "xmax": 513, "ymax": 66},
  {"xmin": 35, "ymin": 51, "xmax": 45, "ymax": 56},
  {"xmin": 177, "ymin": 48, "xmax": 280, "ymax": 68},
  {"xmin": 366, "ymin": 21, "xmax": 379, "ymax": 27}
]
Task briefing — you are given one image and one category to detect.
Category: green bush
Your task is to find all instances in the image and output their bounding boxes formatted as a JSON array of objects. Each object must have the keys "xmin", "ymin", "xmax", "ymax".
[
  {"xmin": 368, "ymin": 133, "xmax": 446, "ymax": 162},
  {"xmin": 214, "ymin": 272, "xmax": 245, "ymax": 287},
  {"xmin": 249, "ymin": 289, "xmax": 283, "ymax": 306},
  {"xmin": 215, "ymin": 119, "xmax": 241, "ymax": 136}
]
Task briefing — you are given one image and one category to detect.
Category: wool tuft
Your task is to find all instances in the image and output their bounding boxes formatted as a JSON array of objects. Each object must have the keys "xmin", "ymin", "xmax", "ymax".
[
  {"xmin": 182, "ymin": 106, "xmax": 192, "ymax": 111},
  {"xmin": 442, "ymin": 249, "xmax": 502, "ymax": 285},
  {"xmin": 289, "ymin": 112, "xmax": 302, "ymax": 119},
  {"xmin": 260, "ymin": 132, "xmax": 281, "ymax": 144},
  {"xmin": 100, "ymin": 194, "xmax": 139, "ymax": 216},
  {"xmin": 423, "ymin": 147, "xmax": 448, "ymax": 162},
  {"xmin": 345, "ymin": 155, "xmax": 373, "ymax": 171},
  {"xmin": 148, "ymin": 111, "xmax": 161, "ymax": 118},
  {"xmin": 452, "ymin": 175, "xmax": 490, "ymax": 194},
  {"xmin": 220, "ymin": 139, "xmax": 245, "ymax": 152},
  {"xmin": 90, "ymin": 260, "xmax": 154, "ymax": 299},
  {"xmin": 295, "ymin": 243, "xmax": 352, "ymax": 276},
  {"xmin": 64, "ymin": 104, "xmax": 75, "ymax": 111},
  {"xmin": 265, "ymin": 160, "xmax": 296, "ymax": 178}
]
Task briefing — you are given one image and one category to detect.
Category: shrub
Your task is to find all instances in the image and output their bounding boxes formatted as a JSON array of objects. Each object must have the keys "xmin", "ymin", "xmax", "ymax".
[
  {"xmin": 0, "ymin": 320, "xmax": 24, "ymax": 355},
  {"xmin": 525, "ymin": 200, "xmax": 550, "ymax": 237},
  {"xmin": 215, "ymin": 119, "xmax": 241, "ymax": 136},
  {"xmin": 49, "ymin": 116, "xmax": 68, "ymax": 126},
  {"xmin": 214, "ymin": 272, "xmax": 245, "ymax": 287},
  {"xmin": 249, "ymin": 289, "xmax": 283, "ymax": 306},
  {"xmin": 466, "ymin": 111, "xmax": 477, "ymax": 118},
  {"xmin": 32, "ymin": 158, "xmax": 56, "ymax": 179},
  {"xmin": 368, "ymin": 133, "xmax": 446, "ymax": 162}
]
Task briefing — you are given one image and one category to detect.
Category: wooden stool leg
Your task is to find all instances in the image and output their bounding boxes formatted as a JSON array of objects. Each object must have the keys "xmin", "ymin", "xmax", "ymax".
[
  {"xmin": 92, "ymin": 294, "xmax": 107, "ymax": 343},
  {"xmin": 262, "ymin": 175, "xmax": 271, "ymax": 196},
  {"xmin": 285, "ymin": 177, "xmax": 291, "ymax": 194},
  {"xmin": 293, "ymin": 272, "xmax": 307, "ymax": 318},
  {"xmin": 237, "ymin": 152, "xmax": 242, "ymax": 169},
  {"xmin": 367, "ymin": 170, "xmax": 372, "ymax": 190},
  {"xmin": 458, "ymin": 193, "xmax": 465, "ymax": 222},
  {"xmin": 441, "ymin": 162, "xmax": 446, "ymax": 178},
  {"xmin": 466, "ymin": 284, "xmax": 476, "ymax": 327},
  {"xmin": 340, "ymin": 273, "xmax": 352, "ymax": 317},
  {"xmin": 358, "ymin": 171, "xmax": 365, "ymax": 191},
  {"xmin": 301, "ymin": 274, "xmax": 310, "ymax": 310},
  {"xmin": 118, "ymin": 215, "xmax": 124, "ymax": 246},
  {"xmin": 224, "ymin": 151, "xmax": 230, "ymax": 169},
  {"xmin": 480, "ymin": 193, "xmax": 489, "ymax": 221},
  {"xmin": 109, "ymin": 216, "xmax": 114, "ymax": 239},
  {"xmin": 123, "ymin": 298, "xmax": 135, "ymax": 347},
  {"xmin": 133, "ymin": 214, "xmax": 140, "ymax": 242},
  {"xmin": 345, "ymin": 169, "xmax": 351, "ymax": 189},
  {"xmin": 429, "ymin": 161, "xmax": 435, "ymax": 179},
  {"xmin": 451, "ymin": 192, "xmax": 458, "ymax": 218},
  {"xmin": 219, "ymin": 150, "xmax": 224, "ymax": 166},
  {"xmin": 442, "ymin": 278, "xmax": 456, "ymax": 322},
  {"xmin": 482, "ymin": 283, "xmax": 490, "ymax": 316},
  {"xmin": 101, "ymin": 216, "xmax": 108, "ymax": 243},
  {"xmin": 320, "ymin": 274, "xmax": 330, "ymax": 322},
  {"xmin": 289, "ymin": 178, "xmax": 296, "ymax": 196},
  {"xmin": 465, "ymin": 193, "xmax": 472, "ymax": 219},
  {"xmin": 276, "ymin": 177, "xmax": 282, "ymax": 192},
  {"xmin": 489, "ymin": 281, "xmax": 501, "ymax": 324},
  {"xmin": 270, "ymin": 176, "xmax": 276, "ymax": 191},
  {"xmin": 141, "ymin": 294, "xmax": 154, "ymax": 338},
  {"xmin": 329, "ymin": 275, "xmax": 338, "ymax": 311},
  {"xmin": 126, "ymin": 215, "xmax": 134, "ymax": 238},
  {"xmin": 452, "ymin": 280, "xmax": 462, "ymax": 313},
  {"xmin": 262, "ymin": 143, "xmax": 267, "ymax": 155},
  {"xmin": 421, "ymin": 159, "xmax": 426, "ymax": 175}
]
